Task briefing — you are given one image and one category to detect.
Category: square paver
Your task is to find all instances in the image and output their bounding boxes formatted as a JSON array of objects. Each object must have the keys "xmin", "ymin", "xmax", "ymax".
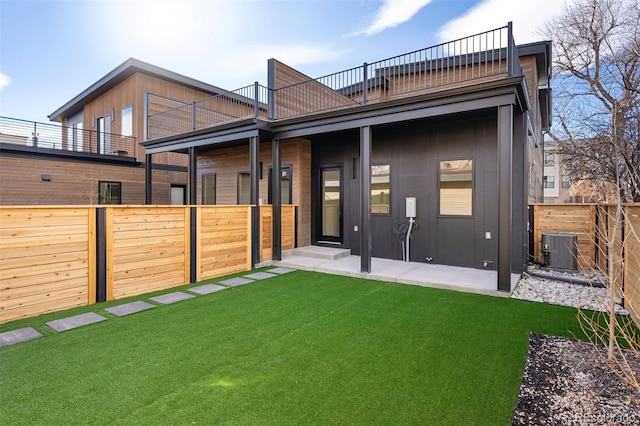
[
  {"xmin": 0, "ymin": 327, "xmax": 43, "ymax": 348},
  {"xmin": 269, "ymin": 267, "xmax": 296, "ymax": 275},
  {"xmin": 188, "ymin": 284, "xmax": 227, "ymax": 295},
  {"xmin": 219, "ymin": 277, "xmax": 254, "ymax": 287},
  {"xmin": 149, "ymin": 291, "xmax": 195, "ymax": 305},
  {"xmin": 104, "ymin": 301, "xmax": 156, "ymax": 317},
  {"xmin": 46, "ymin": 312, "xmax": 107, "ymax": 333},
  {"xmin": 243, "ymin": 272, "xmax": 277, "ymax": 280}
]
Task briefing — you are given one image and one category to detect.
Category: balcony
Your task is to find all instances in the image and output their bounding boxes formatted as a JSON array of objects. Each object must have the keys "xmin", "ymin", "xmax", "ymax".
[
  {"xmin": 146, "ymin": 24, "xmax": 520, "ymax": 141},
  {"xmin": 0, "ymin": 116, "xmax": 137, "ymax": 160}
]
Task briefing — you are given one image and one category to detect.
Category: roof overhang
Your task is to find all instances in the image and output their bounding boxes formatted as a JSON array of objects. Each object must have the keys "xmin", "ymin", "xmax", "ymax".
[
  {"xmin": 48, "ymin": 58, "xmax": 228, "ymax": 122},
  {"xmin": 517, "ymin": 40, "xmax": 552, "ymax": 84}
]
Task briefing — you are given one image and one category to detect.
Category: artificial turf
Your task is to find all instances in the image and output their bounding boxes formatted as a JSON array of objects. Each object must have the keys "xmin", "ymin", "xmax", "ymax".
[{"xmin": 0, "ymin": 270, "xmax": 585, "ymax": 425}]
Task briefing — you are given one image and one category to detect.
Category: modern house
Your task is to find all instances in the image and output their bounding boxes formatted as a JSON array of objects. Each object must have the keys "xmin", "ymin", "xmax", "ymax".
[
  {"xmin": 0, "ymin": 59, "xmax": 241, "ymax": 205},
  {"xmin": 138, "ymin": 23, "xmax": 552, "ymax": 292}
]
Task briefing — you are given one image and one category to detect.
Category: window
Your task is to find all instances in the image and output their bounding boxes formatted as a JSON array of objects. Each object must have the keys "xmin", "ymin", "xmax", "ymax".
[
  {"xmin": 562, "ymin": 175, "xmax": 571, "ymax": 189},
  {"xmin": 543, "ymin": 198, "xmax": 555, "ymax": 204},
  {"xmin": 371, "ymin": 164, "xmax": 390, "ymax": 214},
  {"xmin": 96, "ymin": 115, "xmax": 111, "ymax": 155},
  {"xmin": 544, "ymin": 153, "xmax": 555, "ymax": 166},
  {"xmin": 170, "ymin": 185, "xmax": 186, "ymax": 205},
  {"xmin": 544, "ymin": 175, "xmax": 555, "ymax": 188},
  {"xmin": 237, "ymin": 171, "xmax": 250, "ymax": 204},
  {"xmin": 268, "ymin": 166, "xmax": 292, "ymax": 204},
  {"xmin": 66, "ymin": 122, "xmax": 83, "ymax": 151},
  {"xmin": 121, "ymin": 106, "xmax": 133, "ymax": 137},
  {"xmin": 439, "ymin": 159, "xmax": 473, "ymax": 216},
  {"xmin": 99, "ymin": 181, "xmax": 121, "ymax": 204},
  {"xmin": 202, "ymin": 174, "xmax": 216, "ymax": 205}
]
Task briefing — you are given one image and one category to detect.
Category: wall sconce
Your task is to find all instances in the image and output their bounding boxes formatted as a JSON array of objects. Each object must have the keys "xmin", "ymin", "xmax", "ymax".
[
  {"xmin": 110, "ymin": 109, "xmax": 115, "ymax": 122},
  {"xmin": 259, "ymin": 161, "xmax": 263, "ymax": 179},
  {"xmin": 91, "ymin": 116, "xmax": 95, "ymax": 128},
  {"xmin": 41, "ymin": 174, "xmax": 51, "ymax": 182}
]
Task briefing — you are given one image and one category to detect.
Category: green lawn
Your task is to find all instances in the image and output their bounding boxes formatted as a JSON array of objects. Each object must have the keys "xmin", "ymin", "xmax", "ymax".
[{"xmin": 0, "ymin": 270, "xmax": 584, "ymax": 425}]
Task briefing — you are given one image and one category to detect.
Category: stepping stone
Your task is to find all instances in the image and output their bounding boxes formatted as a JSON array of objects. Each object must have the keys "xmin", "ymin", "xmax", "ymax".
[
  {"xmin": 243, "ymin": 272, "xmax": 277, "ymax": 280},
  {"xmin": 269, "ymin": 267, "xmax": 296, "ymax": 275},
  {"xmin": 219, "ymin": 277, "xmax": 254, "ymax": 287},
  {"xmin": 188, "ymin": 284, "xmax": 227, "ymax": 295},
  {"xmin": 104, "ymin": 301, "xmax": 156, "ymax": 317},
  {"xmin": 0, "ymin": 327, "xmax": 43, "ymax": 348},
  {"xmin": 149, "ymin": 291, "xmax": 195, "ymax": 305},
  {"xmin": 46, "ymin": 312, "xmax": 107, "ymax": 333}
]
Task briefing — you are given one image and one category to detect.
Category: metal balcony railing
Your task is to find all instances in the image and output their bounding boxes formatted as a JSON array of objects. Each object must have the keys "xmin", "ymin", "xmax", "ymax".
[
  {"xmin": 0, "ymin": 116, "xmax": 137, "ymax": 159},
  {"xmin": 146, "ymin": 23, "xmax": 520, "ymax": 138},
  {"xmin": 273, "ymin": 25, "xmax": 513, "ymax": 119},
  {"xmin": 147, "ymin": 83, "xmax": 268, "ymax": 140}
]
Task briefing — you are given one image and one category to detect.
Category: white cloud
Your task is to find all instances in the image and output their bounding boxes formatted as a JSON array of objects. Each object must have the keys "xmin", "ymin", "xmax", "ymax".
[
  {"xmin": 0, "ymin": 73, "xmax": 11, "ymax": 90},
  {"xmin": 349, "ymin": 0, "xmax": 433, "ymax": 37},
  {"xmin": 437, "ymin": 0, "xmax": 567, "ymax": 45}
]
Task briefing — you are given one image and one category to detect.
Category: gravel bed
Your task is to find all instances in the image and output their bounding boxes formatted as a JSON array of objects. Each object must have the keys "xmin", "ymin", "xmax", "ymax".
[{"xmin": 512, "ymin": 333, "xmax": 639, "ymax": 425}]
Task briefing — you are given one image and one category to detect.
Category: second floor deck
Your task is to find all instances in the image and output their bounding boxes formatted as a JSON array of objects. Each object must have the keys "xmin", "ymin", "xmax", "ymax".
[{"xmin": 146, "ymin": 24, "xmax": 527, "ymax": 141}]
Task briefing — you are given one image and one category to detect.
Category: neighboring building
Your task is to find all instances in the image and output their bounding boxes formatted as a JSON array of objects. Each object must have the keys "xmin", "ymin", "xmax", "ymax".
[
  {"xmin": 137, "ymin": 23, "xmax": 552, "ymax": 291},
  {"xmin": 543, "ymin": 140, "xmax": 573, "ymax": 203},
  {"xmin": 0, "ymin": 59, "xmax": 237, "ymax": 205}
]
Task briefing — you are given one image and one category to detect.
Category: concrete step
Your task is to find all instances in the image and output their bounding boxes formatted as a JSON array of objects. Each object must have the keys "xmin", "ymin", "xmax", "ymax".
[{"xmin": 283, "ymin": 245, "xmax": 351, "ymax": 261}]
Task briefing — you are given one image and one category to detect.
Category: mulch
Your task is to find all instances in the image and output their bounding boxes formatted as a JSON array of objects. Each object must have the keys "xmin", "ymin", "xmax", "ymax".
[{"xmin": 512, "ymin": 333, "xmax": 639, "ymax": 425}]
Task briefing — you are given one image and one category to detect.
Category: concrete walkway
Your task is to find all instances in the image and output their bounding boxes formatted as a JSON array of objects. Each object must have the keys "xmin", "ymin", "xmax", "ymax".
[{"xmin": 273, "ymin": 246, "xmax": 520, "ymax": 297}]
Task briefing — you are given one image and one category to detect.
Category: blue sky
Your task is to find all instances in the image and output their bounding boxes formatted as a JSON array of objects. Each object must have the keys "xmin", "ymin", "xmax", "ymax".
[{"xmin": 0, "ymin": 0, "xmax": 565, "ymax": 123}]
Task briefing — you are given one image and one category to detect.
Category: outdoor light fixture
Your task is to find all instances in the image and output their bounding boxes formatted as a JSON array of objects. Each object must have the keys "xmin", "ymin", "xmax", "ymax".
[
  {"xmin": 92, "ymin": 116, "xmax": 95, "ymax": 128},
  {"xmin": 110, "ymin": 109, "xmax": 115, "ymax": 122}
]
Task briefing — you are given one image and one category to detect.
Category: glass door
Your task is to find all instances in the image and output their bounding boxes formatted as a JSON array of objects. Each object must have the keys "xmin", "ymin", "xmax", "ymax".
[{"xmin": 318, "ymin": 166, "xmax": 343, "ymax": 243}]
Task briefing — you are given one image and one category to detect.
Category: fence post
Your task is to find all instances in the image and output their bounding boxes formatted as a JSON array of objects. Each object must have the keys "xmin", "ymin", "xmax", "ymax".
[
  {"xmin": 96, "ymin": 208, "xmax": 107, "ymax": 302},
  {"xmin": 190, "ymin": 207, "xmax": 198, "ymax": 283}
]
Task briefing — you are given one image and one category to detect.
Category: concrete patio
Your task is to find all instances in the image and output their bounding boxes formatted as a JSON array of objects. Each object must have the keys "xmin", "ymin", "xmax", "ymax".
[{"xmin": 271, "ymin": 246, "xmax": 520, "ymax": 297}]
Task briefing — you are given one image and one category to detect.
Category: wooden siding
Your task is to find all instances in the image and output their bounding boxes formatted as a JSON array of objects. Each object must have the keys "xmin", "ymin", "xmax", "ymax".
[
  {"xmin": 533, "ymin": 204, "xmax": 595, "ymax": 268},
  {"xmin": 0, "ymin": 207, "xmax": 94, "ymax": 323},
  {"xmin": 198, "ymin": 206, "xmax": 251, "ymax": 281},
  {"xmin": 197, "ymin": 137, "xmax": 311, "ymax": 246},
  {"xmin": 0, "ymin": 155, "xmax": 182, "ymax": 205},
  {"xmin": 106, "ymin": 206, "xmax": 190, "ymax": 299}
]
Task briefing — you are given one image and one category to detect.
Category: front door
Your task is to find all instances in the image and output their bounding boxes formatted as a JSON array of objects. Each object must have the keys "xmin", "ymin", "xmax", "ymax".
[{"xmin": 317, "ymin": 165, "xmax": 343, "ymax": 244}]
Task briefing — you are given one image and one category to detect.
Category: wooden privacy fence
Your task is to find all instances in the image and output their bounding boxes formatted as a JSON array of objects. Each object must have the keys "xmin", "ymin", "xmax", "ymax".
[
  {"xmin": 531, "ymin": 203, "xmax": 640, "ymax": 325},
  {"xmin": 0, "ymin": 205, "xmax": 297, "ymax": 324}
]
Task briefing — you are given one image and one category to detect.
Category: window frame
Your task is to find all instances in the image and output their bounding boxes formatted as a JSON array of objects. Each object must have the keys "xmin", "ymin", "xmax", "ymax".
[
  {"xmin": 237, "ymin": 171, "xmax": 250, "ymax": 205},
  {"xmin": 268, "ymin": 165, "xmax": 293, "ymax": 205},
  {"xmin": 121, "ymin": 105, "xmax": 133, "ymax": 138},
  {"xmin": 544, "ymin": 175, "xmax": 555, "ymax": 189},
  {"xmin": 98, "ymin": 181, "xmax": 122, "ymax": 205},
  {"xmin": 561, "ymin": 175, "xmax": 571, "ymax": 189},
  {"xmin": 544, "ymin": 153, "xmax": 555, "ymax": 166},
  {"xmin": 202, "ymin": 173, "xmax": 216, "ymax": 205},
  {"xmin": 438, "ymin": 158, "xmax": 474, "ymax": 217},
  {"xmin": 371, "ymin": 163, "xmax": 391, "ymax": 215}
]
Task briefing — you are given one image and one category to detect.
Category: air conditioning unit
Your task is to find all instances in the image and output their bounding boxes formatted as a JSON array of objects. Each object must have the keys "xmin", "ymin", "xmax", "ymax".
[{"xmin": 541, "ymin": 233, "xmax": 578, "ymax": 270}]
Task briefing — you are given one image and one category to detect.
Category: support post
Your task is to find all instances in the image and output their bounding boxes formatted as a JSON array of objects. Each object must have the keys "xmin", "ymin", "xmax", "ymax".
[
  {"xmin": 188, "ymin": 147, "xmax": 197, "ymax": 205},
  {"xmin": 360, "ymin": 126, "xmax": 372, "ymax": 273},
  {"xmin": 363, "ymin": 63, "xmax": 368, "ymax": 105},
  {"xmin": 191, "ymin": 101, "xmax": 196, "ymax": 131},
  {"xmin": 272, "ymin": 138, "xmax": 282, "ymax": 261},
  {"xmin": 250, "ymin": 136, "xmax": 260, "ymax": 267},
  {"xmin": 267, "ymin": 59, "xmax": 275, "ymax": 120},
  {"xmin": 497, "ymin": 105, "xmax": 513, "ymax": 291},
  {"xmin": 145, "ymin": 153, "xmax": 152, "ymax": 204}
]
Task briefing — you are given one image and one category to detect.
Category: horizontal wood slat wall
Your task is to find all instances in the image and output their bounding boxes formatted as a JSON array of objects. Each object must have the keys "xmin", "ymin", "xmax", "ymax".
[
  {"xmin": 106, "ymin": 206, "xmax": 190, "ymax": 300},
  {"xmin": 197, "ymin": 206, "xmax": 252, "ymax": 281},
  {"xmin": 0, "ymin": 207, "xmax": 94, "ymax": 323},
  {"xmin": 532, "ymin": 204, "xmax": 596, "ymax": 268}
]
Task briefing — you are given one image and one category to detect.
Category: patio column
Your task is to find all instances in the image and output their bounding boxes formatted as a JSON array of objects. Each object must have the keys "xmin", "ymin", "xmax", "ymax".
[
  {"xmin": 145, "ymin": 153, "xmax": 152, "ymax": 204},
  {"xmin": 272, "ymin": 138, "xmax": 282, "ymax": 261},
  {"xmin": 250, "ymin": 136, "xmax": 260, "ymax": 267},
  {"xmin": 188, "ymin": 147, "xmax": 197, "ymax": 205},
  {"xmin": 497, "ymin": 105, "xmax": 513, "ymax": 291},
  {"xmin": 360, "ymin": 126, "xmax": 372, "ymax": 273}
]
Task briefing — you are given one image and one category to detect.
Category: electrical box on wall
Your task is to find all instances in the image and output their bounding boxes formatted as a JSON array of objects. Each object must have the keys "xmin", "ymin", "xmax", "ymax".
[{"xmin": 406, "ymin": 197, "xmax": 416, "ymax": 218}]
